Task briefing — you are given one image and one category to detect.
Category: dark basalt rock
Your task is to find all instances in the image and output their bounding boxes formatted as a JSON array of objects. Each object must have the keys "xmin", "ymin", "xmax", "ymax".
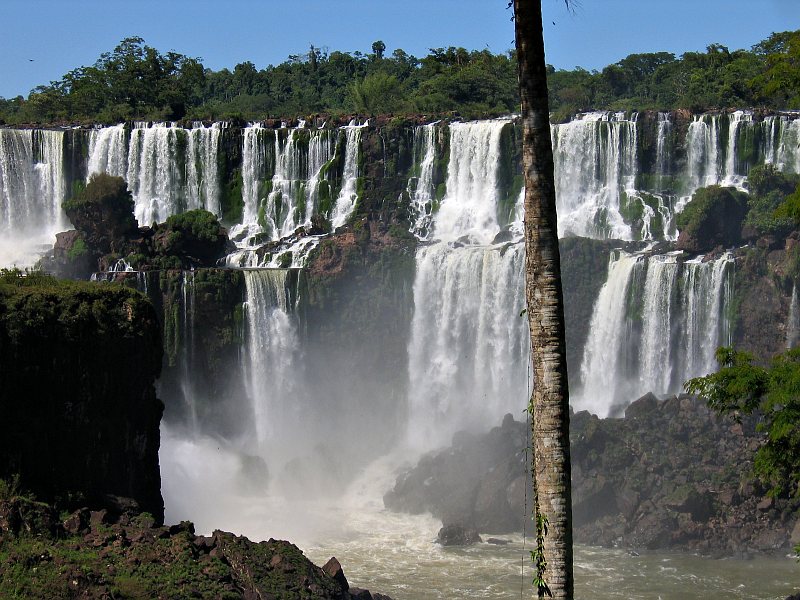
[
  {"xmin": 387, "ymin": 397, "xmax": 800, "ymax": 556},
  {"xmin": 0, "ymin": 497, "xmax": 394, "ymax": 600},
  {"xmin": 437, "ymin": 523, "xmax": 482, "ymax": 546},
  {"xmin": 676, "ymin": 185, "xmax": 749, "ymax": 253},
  {"xmin": 0, "ymin": 277, "xmax": 164, "ymax": 522}
]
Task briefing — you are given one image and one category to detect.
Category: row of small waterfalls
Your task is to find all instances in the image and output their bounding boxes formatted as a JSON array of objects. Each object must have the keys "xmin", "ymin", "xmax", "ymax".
[{"xmin": 1, "ymin": 111, "xmax": 798, "ymax": 465}]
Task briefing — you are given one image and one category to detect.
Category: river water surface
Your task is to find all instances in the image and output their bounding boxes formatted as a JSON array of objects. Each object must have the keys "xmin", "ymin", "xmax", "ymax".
[{"xmin": 161, "ymin": 433, "xmax": 799, "ymax": 600}]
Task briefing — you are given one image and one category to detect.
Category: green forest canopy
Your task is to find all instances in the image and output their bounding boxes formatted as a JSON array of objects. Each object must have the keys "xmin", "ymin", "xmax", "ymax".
[{"xmin": 0, "ymin": 30, "xmax": 798, "ymax": 125}]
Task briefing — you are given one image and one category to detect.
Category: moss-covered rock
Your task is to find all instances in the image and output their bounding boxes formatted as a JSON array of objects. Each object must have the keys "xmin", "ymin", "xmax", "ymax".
[
  {"xmin": 62, "ymin": 173, "xmax": 138, "ymax": 260},
  {"xmin": 153, "ymin": 209, "xmax": 232, "ymax": 268},
  {"xmin": 0, "ymin": 271, "xmax": 164, "ymax": 521},
  {"xmin": 0, "ymin": 493, "xmax": 391, "ymax": 599},
  {"xmin": 676, "ymin": 185, "xmax": 749, "ymax": 253}
]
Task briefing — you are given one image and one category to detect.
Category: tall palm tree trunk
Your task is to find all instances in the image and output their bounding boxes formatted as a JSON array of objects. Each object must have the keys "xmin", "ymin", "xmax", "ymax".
[{"xmin": 513, "ymin": 1, "xmax": 574, "ymax": 597}]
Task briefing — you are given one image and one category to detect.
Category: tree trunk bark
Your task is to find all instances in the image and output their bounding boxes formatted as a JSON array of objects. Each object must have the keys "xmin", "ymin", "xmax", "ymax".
[{"xmin": 513, "ymin": 1, "xmax": 574, "ymax": 598}]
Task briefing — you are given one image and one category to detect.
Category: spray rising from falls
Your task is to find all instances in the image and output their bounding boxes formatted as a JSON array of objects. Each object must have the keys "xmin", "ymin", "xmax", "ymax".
[
  {"xmin": 243, "ymin": 269, "xmax": 303, "ymax": 459},
  {"xmin": 0, "ymin": 128, "xmax": 67, "ymax": 266},
  {"xmin": 578, "ymin": 250, "xmax": 734, "ymax": 417}
]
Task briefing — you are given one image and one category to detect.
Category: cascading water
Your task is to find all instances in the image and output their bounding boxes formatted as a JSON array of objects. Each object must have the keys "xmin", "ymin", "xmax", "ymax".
[
  {"xmin": 87, "ymin": 124, "xmax": 128, "ymax": 179},
  {"xmin": 180, "ymin": 270, "xmax": 199, "ymax": 434},
  {"xmin": 243, "ymin": 269, "xmax": 302, "ymax": 458},
  {"xmin": 185, "ymin": 122, "xmax": 223, "ymax": 216},
  {"xmin": 306, "ymin": 128, "xmax": 337, "ymax": 224},
  {"xmin": 639, "ymin": 253, "xmax": 679, "ymax": 394},
  {"xmin": 239, "ymin": 123, "xmax": 270, "ymax": 228},
  {"xmin": 763, "ymin": 114, "xmax": 800, "ymax": 173},
  {"xmin": 655, "ymin": 112, "xmax": 673, "ymax": 188},
  {"xmin": 406, "ymin": 119, "xmax": 528, "ymax": 451},
  {"xmin": 407, "ymin": 123, "xmax": 437, "ymax": 240},
  {"xmin": 228, "ymin": 124, "xmax": 342, "ymax": 268},
  {"xmin": 88, "ymin": 122, "xmax": 223, "ymax": 226},
  {"xmin": 577, "ymin": 251, "xmax": 644, "ymax": 415},
  {"xmin": 578, "ymin": 250, "xmax": 734, "ymax": 416},
  {"xmin": 407, "ymin": 242, "xmax": 528, "ymax": 449},
  {"xmin": 266, "ymin": 128, "xmax": 337, "ymax": 239},
  {"xmin": 787, "ymin": 284, "xmax": 799, "ymax": 349},
  {"xmin": 330, "ymin": 121, "xmax": 366, "ymax": 230},
  {"xmin": 0, "ymin": 128, "xmax": 67, "ymax": 266},
  {"xmin": 126, "ymin": 122, "xmax": 184, "ymax": 225},
  {"xmin": 433, "ymin": 121, "xmax": 507, "ymax": 242},
  {"xmin": 679, "ymin": 253, "xmax": 735, "ymax": 380},
  {"xmin": 722, "ymin": 111, "xmax": 752, "ymax": 188},
  {"xmin": 552, "ymin": 111, "xmax": 637, "ymax": 240},
  {"xmin": 685, "ymin": 115, "xmax": 722, "ymax": 193}
]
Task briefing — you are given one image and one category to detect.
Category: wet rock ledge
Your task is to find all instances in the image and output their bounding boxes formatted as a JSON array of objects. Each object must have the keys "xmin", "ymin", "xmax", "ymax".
[
  {"xmin": 0, "ymin": 496, "xmax": 391, "ymax": 599},
  {"xmin": 385, "ymin": 394, "xmax": 800, "ymax": 557}
]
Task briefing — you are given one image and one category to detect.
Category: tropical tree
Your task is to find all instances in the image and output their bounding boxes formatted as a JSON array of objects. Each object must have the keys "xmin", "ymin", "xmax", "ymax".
[{"xmin": 513, "ymin": 1, "xmax": 574, "ymax": 598}]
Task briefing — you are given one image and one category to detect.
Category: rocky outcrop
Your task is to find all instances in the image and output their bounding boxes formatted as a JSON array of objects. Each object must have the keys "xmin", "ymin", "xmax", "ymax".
[
  {"xmin": 676, "ymin": 185, "xmax": 750, "ymax": 253},
  {"xmin": 0, "ymin": 496, "xmax": 393, "ymax": 600},
  {"xmin": 384, "ymin": 413, "xmax": 530, "ymax": 534},
  {"xmin": 437, "ymin": 524, "xmax": 482, "ymax": 546},
  {"xmin": 45, "ymin": 175, "xmax": 233, "ymax": 279},
  {"xmin": 731, "ymin": 236, "xmax": 800, "ymax": 363},
  {"xmin": 0, "ymin": 274, "xmax": 164, "ymax": 521},
  {"xmin": 386, "ymin": 396, "xmax": 800, "ymax": 556}
]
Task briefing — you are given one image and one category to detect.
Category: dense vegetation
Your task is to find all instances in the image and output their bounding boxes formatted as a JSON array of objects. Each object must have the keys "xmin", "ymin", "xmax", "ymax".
[
  {"xmin": 686, "ymin": 348, "xmax": 800, "ymax": 504},
  {"xmin": 0, "ymin": 30, "xmax": 798, "ymax": 125}
]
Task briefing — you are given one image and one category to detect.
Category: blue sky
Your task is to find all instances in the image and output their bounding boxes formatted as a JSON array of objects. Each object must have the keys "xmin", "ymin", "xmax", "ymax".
[{"xmin": 1, "ymin": 0, "xmax": 796, "ymax": 99}]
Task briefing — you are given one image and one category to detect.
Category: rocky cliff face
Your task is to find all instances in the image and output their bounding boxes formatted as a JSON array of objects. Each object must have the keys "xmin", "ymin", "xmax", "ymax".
[
  {"xmin": 385, "ymin": 395, "xmax": 800, "ymax": 556},
  {"xmin": 0, "ymin": 274, "xmax": 164, "ymax": 521},
  {"xmin": 300, "ymin": 222, "xmax": 416, "ymax": 461}
]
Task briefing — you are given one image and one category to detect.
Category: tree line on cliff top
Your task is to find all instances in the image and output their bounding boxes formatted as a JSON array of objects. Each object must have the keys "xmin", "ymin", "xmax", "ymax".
[{"xmin": 0, "ymin": 29, "xmax": 798, "ymax": 125}]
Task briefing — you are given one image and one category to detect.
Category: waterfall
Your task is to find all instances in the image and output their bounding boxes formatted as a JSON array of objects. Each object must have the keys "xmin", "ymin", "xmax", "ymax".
[
  {"xmin": 680, "ymin": 253, "xmax": 735, "ymax": 380},
  {"xmin": 230, "ymin": 124, "xmax": 336, "ymax": 268},
  {"xmin": 266, "ymin": 128, "xmax": 337, "ymax": 239},
  {"xmin": 240, "ymin": 123, "xmax": 269, "ymax": 227},
  {"xmin": 407, "ymin": 124, "xmax": 437, "ymax": 240},
  {"xmin": 686, "ymin": 115, "xmax": 722, "ymax": 194},
  {"xmin": 126, "ymin": 123, "xmax": 184, "ymax": 225},
  {"xmin": 578, "ymin": 250, "xmax": 734, "ymax": 416},
  {"xmin": 180, "ymin": 270, "xmax": 199, "ymax": 434},
  {"xmin": 787, "ymin": 284, "xmax": 799, "ymax": 349},
  {"xmin": 721, "ymin": 111, "xmax": 752, "ymax": 187},
  {"xmin": 306, "ymin": 129, "xmax": 337, "ymax": 224},
  {"xmin": 406, "ymin": 242, "xmax": 528, "ymax": 449},
  {"xmin": 88, "ymin": 122, "xmax": 224, "ymax": 226},
  {"xmin": 87, "ymin": 124, "xmax": 128, "ymax": 179},
  {"xmin": 763, "ymin": 115, "xmax": 800, "ymax": 174},
  {"xmin": 639, "ymin": 254, "xmax": 679, "ymax": 393},
  {"xmin": 577, "ymin": 251, "xmax": 644, "ymax": 415},
  {"xmin": 655, "ymin": 112, "xmax": 672, "ymax": 188},
  {"xmin": 552, "ymin": 111, "xmax": 637, "ymax": 240},
  {"xmin": 244, "ymin": 269, "xmax": 302, "ymax": 455},
  {"xmin": 0, "ymin": 128, "xmax": 67, "ymax": 266},
  {"xmin": 185, "ymin": 123, "xmax": 223, "ymax": 216},
  {"xmin": 434, "ymin": 120, "xmax": 506, "ymax": 243},
  {"xmin": 266, "ymin": 129, "xmax": 305, "ymax": 238},
  {"xmin": 406, "ymin": 119, "xmax": 528, "ymax": 450},
  {"xmin": 331, "ymin": 122, "xmax": 366, "ymax": 230}
]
